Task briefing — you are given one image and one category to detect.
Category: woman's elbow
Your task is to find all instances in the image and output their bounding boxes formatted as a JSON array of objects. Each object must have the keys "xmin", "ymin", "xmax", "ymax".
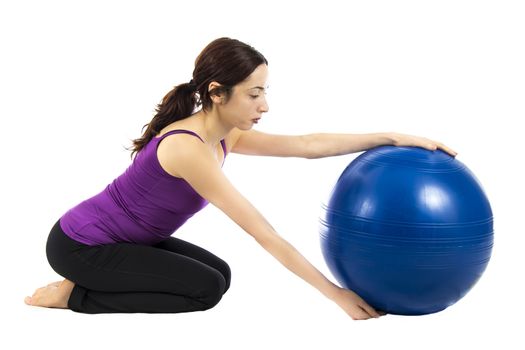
[
  {"xmin": 252, "ymin": 227, "xmax": 280, "ymax": 249},
  {"xmin": 301, "ymin": 134, "xmax": 324, "ymax": 159}
]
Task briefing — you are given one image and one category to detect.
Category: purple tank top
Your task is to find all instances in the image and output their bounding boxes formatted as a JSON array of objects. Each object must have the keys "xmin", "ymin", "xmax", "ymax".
[{"xmin": 59, "ymin": 130, "xmax": 227, "ymax": 246}]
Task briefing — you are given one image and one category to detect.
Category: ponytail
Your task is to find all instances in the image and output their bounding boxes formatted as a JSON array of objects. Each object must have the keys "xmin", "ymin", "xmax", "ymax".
[{"xmin": 129, "ymin": 81, "xmax": 197, "ymax": 159}]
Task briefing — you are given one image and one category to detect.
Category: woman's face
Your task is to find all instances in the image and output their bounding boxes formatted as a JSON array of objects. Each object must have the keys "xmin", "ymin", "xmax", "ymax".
[{"xmin": 218, "ymin": 64, "xmax": 269, "ymax": 130}]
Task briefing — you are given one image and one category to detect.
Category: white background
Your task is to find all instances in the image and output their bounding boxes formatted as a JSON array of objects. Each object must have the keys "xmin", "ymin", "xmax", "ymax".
[{"xmin": 1, "ymin": 0, "xmax": 523, "ymax": 348}]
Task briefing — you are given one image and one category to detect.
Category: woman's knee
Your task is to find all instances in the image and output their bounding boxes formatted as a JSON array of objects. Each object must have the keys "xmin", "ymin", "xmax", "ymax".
[
  {"xmin": 198, "ymin": 271, "xmax": 227, "ymax": 310},
  {"xmin": 219, "ymin": 261, "xmax": 231, "ymax": 294}
]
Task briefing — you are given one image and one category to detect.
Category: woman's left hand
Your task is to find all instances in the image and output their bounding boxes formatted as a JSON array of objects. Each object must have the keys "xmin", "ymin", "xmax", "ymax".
[{"xmin": 389, "ymin": 132, "xmax": 457, "ymax": 157}]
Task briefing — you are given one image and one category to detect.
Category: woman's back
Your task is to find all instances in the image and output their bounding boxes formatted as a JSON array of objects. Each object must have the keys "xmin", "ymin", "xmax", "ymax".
[{"xmin": 59, "ymin": 129, "xmax": 226, "ymax": 246}]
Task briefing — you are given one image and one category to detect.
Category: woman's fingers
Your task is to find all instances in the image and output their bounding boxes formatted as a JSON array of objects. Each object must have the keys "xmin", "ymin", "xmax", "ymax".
[
  {"xmin": 360, "ymin": 302, "xmax": 381, "ymax": 318},
  {"xmin": 436, "ymin": 141, "xmax": 458, "ymax": 157}
]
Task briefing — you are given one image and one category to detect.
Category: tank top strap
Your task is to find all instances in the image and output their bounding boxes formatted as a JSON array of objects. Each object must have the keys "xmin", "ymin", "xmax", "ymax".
[
  {"xmin": 158, "ymin": 129, "xmax": 205, "ymax": 143},
  {"xmin": 220, "ymin": 139, "xmax": 227, "ymax": 156},
  {"xmin": 158, "ymin": 129, "xmax": 227, "ymax": 157}
]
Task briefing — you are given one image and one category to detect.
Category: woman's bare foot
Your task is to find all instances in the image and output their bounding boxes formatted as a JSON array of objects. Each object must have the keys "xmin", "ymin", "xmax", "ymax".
[
  {"xmin": 46, "ymin": 281, "xmax": 62, "ymax": 288},
  {"xmin": 24, "ymin": 279, "xmax": 75, "ymax": 309}
]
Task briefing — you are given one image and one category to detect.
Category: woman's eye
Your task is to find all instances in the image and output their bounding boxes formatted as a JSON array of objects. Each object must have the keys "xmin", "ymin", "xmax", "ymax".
[{"xmin": 250, "ymin": 95, "xmax": 259, "ymax": 99}]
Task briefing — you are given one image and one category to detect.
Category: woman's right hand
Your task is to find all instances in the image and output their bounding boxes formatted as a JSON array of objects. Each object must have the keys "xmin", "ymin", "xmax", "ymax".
[{"xmin": 331, "ymin": 287, "xmax": 384, "ymax": 320}]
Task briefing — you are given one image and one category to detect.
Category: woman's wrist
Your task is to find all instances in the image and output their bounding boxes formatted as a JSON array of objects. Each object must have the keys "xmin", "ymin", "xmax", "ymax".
[
  {"xmin": 323, "ymin": 284, "xmax": 344, "ymax": 302},
  {"xmin": 383, "ymin": 132, "xmax": 399, "ymax": 146}
]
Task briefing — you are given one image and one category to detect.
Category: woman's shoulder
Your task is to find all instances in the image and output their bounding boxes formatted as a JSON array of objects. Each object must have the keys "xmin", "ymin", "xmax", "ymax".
[
  {"xmin": 156, "ymin": 131, "xmax": 209, "ymax": 177},
  {"xmin": 225, "ymin": 128, "xmax": 243, "ymax": 151}
]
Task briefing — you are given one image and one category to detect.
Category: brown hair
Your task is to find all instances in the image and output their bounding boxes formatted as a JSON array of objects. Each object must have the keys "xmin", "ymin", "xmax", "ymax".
[{"xmin": 128, "ymin": 37, "xmax": 268, "ymax": 159}]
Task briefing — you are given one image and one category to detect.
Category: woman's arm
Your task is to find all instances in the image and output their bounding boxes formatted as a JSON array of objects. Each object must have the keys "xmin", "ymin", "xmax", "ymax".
[
  {"xmin": 230, "ymin": 129, "xmax": 457, "ymax": 158},
  {"xmin": 160, "ymin": 135, "xmax": 380, "ymax": 319},
  {"xmin": 303, "ymin": 132, "xmax": 458, "ymax": 158}
]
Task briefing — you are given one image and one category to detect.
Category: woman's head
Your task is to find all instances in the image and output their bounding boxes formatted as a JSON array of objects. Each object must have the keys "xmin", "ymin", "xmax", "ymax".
[
  {"xmin": 130, "ymin": 37, "xmax": 268, "ymax": 158},
  {"xmin": 206, "ymin": 63, "xmax": 269, "ymax": 131},
  {"xmin": 192, "ymin": 37, "xmax": 268, "ymax": 111}
]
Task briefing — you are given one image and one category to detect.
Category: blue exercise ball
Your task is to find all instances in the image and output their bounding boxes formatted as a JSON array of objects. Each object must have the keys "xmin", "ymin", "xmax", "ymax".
[{"xmin": 320, "ymin": 146, "xmax": 493, "ymax": 315}]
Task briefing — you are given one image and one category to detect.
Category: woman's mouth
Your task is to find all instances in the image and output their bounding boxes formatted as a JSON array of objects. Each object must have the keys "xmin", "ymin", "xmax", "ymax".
[{"xmin": 252, "ymin": 118, "xmax": 261, "ymax": 124}]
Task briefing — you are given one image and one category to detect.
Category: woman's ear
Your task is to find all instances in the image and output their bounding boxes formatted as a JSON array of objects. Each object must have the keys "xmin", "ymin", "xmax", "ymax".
[{"xmin": 208, "ymin": 81, "xmax": 224, "ymax": 104}]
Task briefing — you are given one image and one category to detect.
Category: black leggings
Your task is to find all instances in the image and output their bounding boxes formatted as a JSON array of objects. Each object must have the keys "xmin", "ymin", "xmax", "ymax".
[{"xmin": 46, "ymin": 220, "xmax": 231, "ymax": 314}]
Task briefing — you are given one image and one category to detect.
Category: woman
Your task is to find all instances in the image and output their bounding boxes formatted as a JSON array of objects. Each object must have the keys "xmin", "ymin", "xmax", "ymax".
[{"xmin": 24, "ymin": 37, "xmax": 456, "ymax": 320}]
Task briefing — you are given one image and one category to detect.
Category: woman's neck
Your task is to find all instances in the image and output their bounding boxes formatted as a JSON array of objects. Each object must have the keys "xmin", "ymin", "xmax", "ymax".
[{"xmin": 195, "ymin": 110, "xmax": 233, "ymax": 146}]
